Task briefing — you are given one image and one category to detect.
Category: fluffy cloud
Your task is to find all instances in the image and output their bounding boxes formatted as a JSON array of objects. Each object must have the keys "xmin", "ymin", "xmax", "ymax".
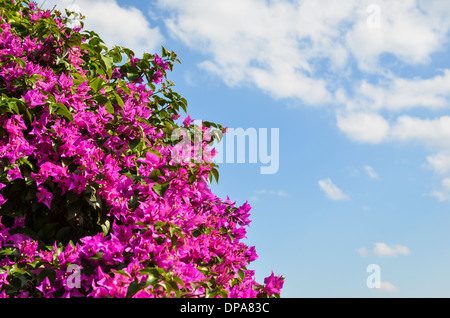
[
  {"xmin": 318, "ymin": 178, "xmax": 349, "ymax": 201},
  {"xmin": 346, "ymin": 0, "xmax": 446, "ymax": 71},
  {"xmin": 426, "ymin": 153, "xmax": 450, "ymax": 175},
  {"xmin": 251, "ymin": 189, "xmax": 288, "ymax": 201},
  {"xmin": 158, "ymin": 0, "xmax": 450, "ymax": 103},
  {"xmin": 363, "ymin": 165, "xmax": 379, "ymax": 180},
  {"xmin": 336, "ymin": 112, "xmax": 390, "ymax": 144},
  {"xmin": 373, "ymin": 242, "xmax": 410, "ymax": 257},
  {"xmin": 158, "ymin": 0, "xmax": 358, "ymax": 105},
  {"xmin": 357, "ymin": 247, "xmax": 369, "ymax": 257},
  {"xmin": 349, "ymin": 71, "xmax": 450, "ymax": 113},
  {"xmin": 42, "ymin": 0, "xmax": 163, "ymax": 56},
  {"xmin": 359, "ymin": 242, "xmax": 410, "ymax": 257},
  {"xmin": 430, "ymin": 178, "xmax": 450, "ymax": 201},
  {"xmin": 390, "ymin": 116, "xmax": 450, "ymax": 149},
  {"xmin": 378, "ymin": 281, "xmax": 399, "ymax": 293}
]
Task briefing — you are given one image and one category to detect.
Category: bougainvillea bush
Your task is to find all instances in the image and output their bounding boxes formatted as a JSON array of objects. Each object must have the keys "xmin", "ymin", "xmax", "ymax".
[{"xmin": 0, "ymin": 0, "xmax": 284, "ymax": 298}]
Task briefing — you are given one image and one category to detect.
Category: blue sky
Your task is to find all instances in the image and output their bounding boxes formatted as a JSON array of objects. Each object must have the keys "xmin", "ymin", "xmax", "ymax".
[{"xmin": 42, "ymin": 0, "xmax": 450, "ymax": 297}]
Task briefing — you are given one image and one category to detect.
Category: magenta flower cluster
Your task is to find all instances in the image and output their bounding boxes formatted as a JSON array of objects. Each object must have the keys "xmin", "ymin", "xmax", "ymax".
[{"xmin": 0, "ymin": 0, "xmax": 284, "ymax": 298}]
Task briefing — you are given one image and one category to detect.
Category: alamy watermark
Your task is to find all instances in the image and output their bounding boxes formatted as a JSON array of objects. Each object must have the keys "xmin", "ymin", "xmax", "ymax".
[
  {"xmin": 66, "ymin": 264, "xmax": 81, "ymax": 289},
  {"xmin": 171, "ymin": 120, "xmax": 279, "ymax": 175},
  {"xmin": 366, "ymin": 4, "xmax": 381, "ymax": 29},
  {"xmin": 366, "ymin": 264, "xmax": 381, "ymax": 289}
]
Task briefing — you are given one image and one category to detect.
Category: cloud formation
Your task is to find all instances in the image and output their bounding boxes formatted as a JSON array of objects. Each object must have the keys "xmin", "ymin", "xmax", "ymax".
[
  {"xmin": 43, "ymin": 0, "xmax": 163, "ymax": 56},
  {"xmin": 359, "ymin": 242, "xmax": 410, "ymax": 257},
  {"xmin": 251, "ymin": 189, "xmax": 288, "ymax": 202},
  {"xmin": 374, "ymin": 242, "xmax": 410, "ymax": 257},
  {"xmin": 318, "ymin": 178, "xmax": 349, "ymax": 201},
  {"xmin": 378, "ymin": 281, "xmax": 398, "ymax": 293},
  {"xmin": 363, "ymin": 165, "xmax": 379, "ymax": 180},
  {"xmin": 156, "ymin": 0, "xmax": 450, "ymax": 202}
]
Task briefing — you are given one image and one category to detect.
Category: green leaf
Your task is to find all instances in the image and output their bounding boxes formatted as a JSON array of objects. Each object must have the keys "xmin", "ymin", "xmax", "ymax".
[
  {"xmin": 9, "ymin": 275, "xmax": 27, "ymax": 291},
  {"xmin": 113, "ymin": 91, "xmax": 124, "ymax": 108},
  {"xmin": 89, "ymin": 251, "xmax": 104, "ymax": 260},
  {"xmin": 208, "ymin": 167, "xmax": 219, "ymax": 185},
  {"xmin": 38, "ymin": 223, "xmax": 58, "ymax": 242},
  {"xmin": 237, "ymin": 269, "xmax": 245, "ymax": 281},
  {"xmin": 112, "ymin": 270, "xmax": 130, "ymax": 278},
  {"xmin": 105, "ymin": 100, "xmax": 114, "ymax": 114},
  {"xmin": 90, "ymin": 77, "xmax": 106, "ymax": 93},
  {"xmin": 164, "ymin": 280, "xmax": 180, "ymax": 297},
  {"xmin": 179, "ymin": 97, "xmax": 188, "ymax": 113},
  {"xmin": 146, "ymin": 273, "xmax": 159, "ymax": 286},
  {"xmin": 152, "ymin": 181, "xmax": 170, "ymax": 198},
  {"xmin": 161, "ymin": 46, "xmax": 170, "ymax": 58},
  {"xmin": 108, "ymin": 47, "xmax": 123, "ymax": 63},
  {"xmin": 0, "ymin": 247, "xmax": 16, "ymax": 256},
  {"xmin": 126, "ymin": 281, "xmax": 146, "ymax": 298},
  {"xmin": 100, "ymin": 219, "xmax": 110, "ymax": 236},
  {"xmin": 129, "ymin": 138, "xmax": 139, "ymax": 151},
  {"xmin": 128, "ymin": 195, "xmax": 138, "ymax": 209},
  {"xmin": 172, "ymin": 275, "xmax": 187, "ymax": 290},
  {"xmin": 37, "ymin": 268, "xmax": 56, "ymax": 285},
  {"xmin": 206, "ymin": 290, "xmax": 219, "ymax": 298},
  {"xmin": 100, "ymin": 54, "xmax": 113, "ymax": 78},
  {"xmin": 7, "ymin": 101, "xmax": 19, "ymax": 115},
  {"xmin": 148, "ymin": 148, "xmax": 162, "ymax": 158},
  {"xmin": 219, "ymin": 289, "xmax": 228, "ymax": 298},
  {"xmin": 122, "ymin": 47, "xmax": 135, "ymax": 59},
  {"xmin": 126, "ymin": 72, "xmax": 140, "ymax": 82},
  {"xmin": 55, "ymin": 103, "xmax": 74, "ymax": 122},
  {"xmin": 147, "ymin": 169, "xmax": 162, "ymax": 182},
  {"xmin": 56, "ymin": 226, "xmax": 72, "ymax": 242}
]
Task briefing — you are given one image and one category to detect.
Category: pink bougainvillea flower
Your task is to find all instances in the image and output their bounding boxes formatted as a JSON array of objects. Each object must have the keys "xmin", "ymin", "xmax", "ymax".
[
  {"xmin": 36, "ymin": 276, "xmax": 55, "ymax": 297},
  {"xmin": 111, "ymin": 67, "xmax": 122, "ymax": 79},
  {"xmin": 0, "ymin": 195, "xmax": 7, "ymax": 206},
  {"xmin": 154, "ymin": 54, "xmax": 169, "ymax": 70},
  {"xmin": 23, "ymin": 88, "xmax": 46, "ymax": 108},
  {"xmin": 182, "ymin": 114, "xmax": 193, "ymax": 127},
  {"xmin": 130, "ymin": 55, "xmax": 140, "ymax": 67},
  {"xmin": 7, "ymin": 165, "xmax": 23, "ymax": 180},
  {"xmin": 152, "ymin": 69, "xmax": 164, "ymax": 84},
  {"xmin": 36, "ymin": 186, "xmax": 53, "ymax": 209},
  {"xmin": 263, "ymin": 271, "xmax": 285, "ymax": 296},
  {"xmin": 12, "ymin": 217, "xmax": 25, "ymax": 230}
]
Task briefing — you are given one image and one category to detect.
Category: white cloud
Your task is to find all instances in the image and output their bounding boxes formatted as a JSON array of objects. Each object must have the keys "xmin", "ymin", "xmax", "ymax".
[
  {"xmin": 43, "ymin": 0, "xmax": 163, "ymax": 56},
  {"xmin": 346, "ymin": 0, "xmax": 446, "ymax": 72},
  {"xmin": 363, "ymin": 165, "xmax": 379, "ymax": 180},
  {"xmin": 430, "ymin": 178, "xmax": 450, "ymax": 201},
  {"xmin": 159, "ymin": 0, "xmax": 357, "ymax": 105},
  {"xmin": 357, "ymin": 247, "xmax": 369, "ymax": 257},
  {"xmin": 252, "ymin": 189, "xmax": 288, "ymax": 201},
  {"xmin": 277, "ymin": 190, "xmax": 288, "ymax": 197},
  {"xmin": 359, "ymin": 242, "xmax": 410, "ymax": 257},
  {"xmin": 157, "ymin": 0, "xmax": 450, "ymax": 104},
  {"xmin": 390, "ymin": 116, "xmax": 450, "ymax": 150},
  {"xmin": 378, "ymin": 281, "xmax": 399, "ymax": 293},
  {"xmin": 318, "ymin": 179, "xmax": 349, "ymax": 201},
  {"xmin": 426, "ymin": 153, "xmax": 450, "ymax": 175},
  {"xmin": 336, "ymin": 112, "xmax": 390, "ymax": 144},
  {"xmin": 351, "ymin": 71, "xmax": 450, "ymax": 113},
  {"xmin": 373, "ymin": 242, "xmax": 410, "ymax": 257}
]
